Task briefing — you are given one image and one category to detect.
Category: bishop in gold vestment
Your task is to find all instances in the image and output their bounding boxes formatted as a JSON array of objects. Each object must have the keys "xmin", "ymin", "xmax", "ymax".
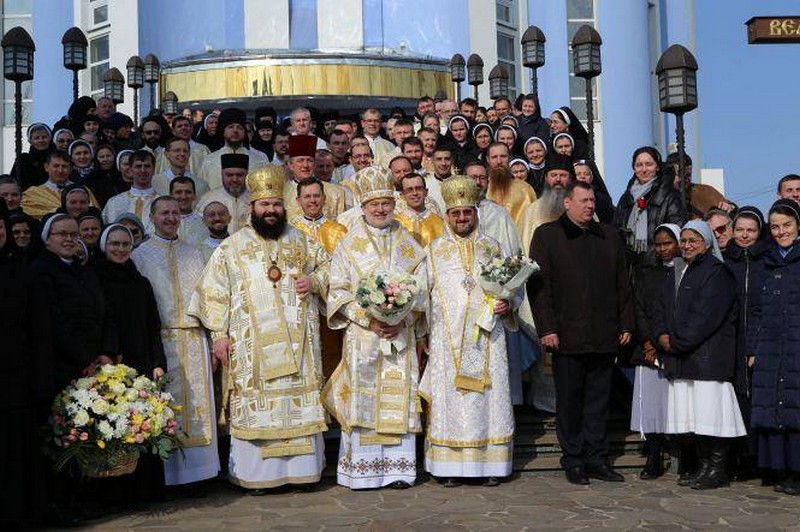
[
  {"xmin": 419, "ymin": 177, "xmax": 518, "ymax": 484},
  {"xmin": 323, "ymin": 166, "xmax": 429, "ymax": 490},
  {"xmin": 188, "ymin": 166, "xmax": 331, "ymax": 490}
]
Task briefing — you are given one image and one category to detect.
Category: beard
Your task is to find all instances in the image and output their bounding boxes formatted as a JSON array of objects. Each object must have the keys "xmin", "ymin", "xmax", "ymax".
[
  {"xmin": 144, "ymin": 138, "xmax": 161, "ymax": 150},
  {"xmin": 539, "ymin": 185, "xmax": 568, "ymax": 222},
  {"xmin": 251, "ymin": 211, "xmax": 287, "ymax": 240}
]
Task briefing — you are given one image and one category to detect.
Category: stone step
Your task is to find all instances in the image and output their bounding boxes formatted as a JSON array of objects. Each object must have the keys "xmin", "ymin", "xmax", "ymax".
[{"xmin": 515, "ymin": 452, "xmax": 648, "ymax": 472}]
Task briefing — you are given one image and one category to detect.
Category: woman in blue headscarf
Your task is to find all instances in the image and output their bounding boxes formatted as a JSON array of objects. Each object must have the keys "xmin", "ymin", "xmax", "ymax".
[{"xmin": 654, "ymin": 219, "xmax": 745, "ymax": 490}]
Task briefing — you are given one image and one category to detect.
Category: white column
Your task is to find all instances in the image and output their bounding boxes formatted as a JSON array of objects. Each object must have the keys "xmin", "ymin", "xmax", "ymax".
[
  {"xmin": 318, "ymin": 0, "xmax": 364, "ymax": 50},
  {"xmin": 467, "ymin": 0, "xmax": 499, "ymax": 107},
  {"xmin": 244, "ymin": 0, "xmax": 290, "ymax": 49}
]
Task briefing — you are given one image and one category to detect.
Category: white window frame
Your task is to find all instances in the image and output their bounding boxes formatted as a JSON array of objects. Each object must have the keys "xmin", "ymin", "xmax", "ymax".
[
  {"xmin": 496, "ymin": 0, "xmax": 520, "ymax": 99},
  {"xmin": 567, "ymin": 0, "xmax": 601, "ymax": 126}
]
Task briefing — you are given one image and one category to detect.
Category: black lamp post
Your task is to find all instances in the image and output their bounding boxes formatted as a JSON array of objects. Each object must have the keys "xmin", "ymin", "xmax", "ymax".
[
  {"xmin": 570, "ymin": 24, "xmax": 602, "ymax": 157},
  {"xmin": 2, "ymin": 26, "xmax": 35, "ymax": 179},
  {"xmin": 126, "ymin": 56, "xmax": 144, "ymax": 126},
  {"xmin": 488, "ymin": 64, "xmax": 509, "ymax": 100},
  {"xmin": 143, "ymin": 53, "xmax": 160, "ymax": 111},
  {"xmin": 163, "ymin": 91, "xmax": 178, "ymax": 116},
  {"xmin": 61, "ymin": 27, "xmax": 87, "ymax": 103},
  {"xmin": 103, "ymin": 67, "xmax": 125, "ymax": 104},
  {"xmin": 449, "ymin": 53, "xmax": 465, "ymax": 102},
  {"xmin": 521, "ymin": 25, "xmax": 546, "ymax": 98},
  {"xmin": 656, "ymin": 44, "xmax": 699, "ymax": 209},
  {"xmin": 466, "ymin": 54, "xmax": 484, "ymax": 101}
]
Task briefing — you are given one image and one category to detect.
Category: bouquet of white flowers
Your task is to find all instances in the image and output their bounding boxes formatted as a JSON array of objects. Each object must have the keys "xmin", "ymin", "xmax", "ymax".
[
  {"xmin": 356, "ymin": 271, "xmax": 421, "ymax": 326},
  {"xmin": 45, "ymin": 363, "xmax": 182, "ymax": 478},
  {"xmin": 476, "ymin": 251, "xmax": 540, "ymax": 333}
]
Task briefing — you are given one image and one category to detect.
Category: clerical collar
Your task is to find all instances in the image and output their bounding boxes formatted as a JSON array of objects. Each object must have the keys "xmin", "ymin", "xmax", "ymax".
[
  {"xmin": 435, "ymin": 173, "xmax": 452, "ymax": 182},
  {"xmin": 60, "ymin": 257, "xmax": 74, "ymax": 265},
  {"xmin": 152, "ymin": 232, "xmax": 179, "ymax": 244},
  {"xmin": 45, "ymin": 179, "xmax": 72, "ymax": 192},
  {"xmin": 130, "ymin": 186, "xmax": 155, "ymax": 196},
  {"xmin": 304, "ymin": 214, "xmax": 324, "ymax": 222},
  {"xmin": 531, "ymin": 161, "xmax": 545, "ymax": 170},
  {"xmin": 364, "ymin": 220, "xmax": 393, "ymax": 235},
  {"xmin": 166, "ymin": 166, "xmax": 192, "ymax": 178}
]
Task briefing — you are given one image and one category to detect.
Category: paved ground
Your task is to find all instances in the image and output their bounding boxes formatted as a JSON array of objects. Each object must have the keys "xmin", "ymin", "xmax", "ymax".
[{"xmin": 85, "ymin": 472, "xmax": 800, "ymax": 531}]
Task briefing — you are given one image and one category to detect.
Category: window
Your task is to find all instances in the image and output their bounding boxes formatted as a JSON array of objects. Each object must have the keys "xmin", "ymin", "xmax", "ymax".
[
  {"xmin": 93, "ymin": 4, "xmax": 108, "ymax": 26},
  {"xmin": 89, "ymin": 34, "xmax": 110, "ymax": 95},
  {"xmin": 566, "ymin": 0, "xmax": 599, "ymax": 123},
  {"xmin": 1, "ymin": 1, "xmax": 33, "ymax": 126},
  {"xmin": 496, "ymin": 0, "xmax": 519, "ymax": 99}
]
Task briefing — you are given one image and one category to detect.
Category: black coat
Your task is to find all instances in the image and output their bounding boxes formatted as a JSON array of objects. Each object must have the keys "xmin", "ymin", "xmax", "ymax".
[
  {"xmin": 12, "ymin": 147, "xmax": 51, "ymax": 190},
  {"xmin": 0, "ymin": 257, "xmax": 52, "ymax": 409},
  {"xmin": 526, "ymin": 166, "xmax": 546, "ymax": 197},
  {"xmin": 653, "ymin": 252, "xmax": 738, "ymax": 382},
  {"xmin": 750, "ymin": 243, "xmax": 800, "ymax": 431},
  {"xmin": 614, "ymin": 175, "xmax": 687, "ymax": 252},
  {"xmin": 630, "ymin": 253, "xmax": 672, "ymax": 366},
  {"xmin": 517, "ymin": 113, "xmax": 550, "ymax": 144},
  {"xmin": 93, "ymin": 257, "xmax": 167, "ymax": 375},
  {"xmin": 31, "ymin": 250, "xmax": 117, "ymax": 390},
  {"xmin": 723, "ymin": 240, "xmax": 768, "ymax": 395},
  {"xmin": 528, "ymin": 214, "xmax": 634, "ymax": 355}
]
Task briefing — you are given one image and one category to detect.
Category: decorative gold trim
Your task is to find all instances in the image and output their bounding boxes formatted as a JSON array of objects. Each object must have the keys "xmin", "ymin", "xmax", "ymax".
[
  {"xmin": 229, "ymin": 472, "xmax": 322, "ymax": 489},
  {"xmin": 230, "ymin": 422, "xmax": 327, "ymax": 441},
  {"xmin": 162, "ymin": 63, "xmax": 453, "ymax": 102}
]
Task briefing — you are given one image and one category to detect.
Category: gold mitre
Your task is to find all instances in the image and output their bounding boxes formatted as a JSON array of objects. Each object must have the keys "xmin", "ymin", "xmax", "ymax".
[
  {"xmin": 247, "ymin": 165, "xmax": 284, "ymax": 202},
  {"xmin": 356, "ymin": 165, "xmax": 394, "ymax": 204},
  {"xmin": 442, "ymin": 175, "xmax": 479, "ymax": 210}
]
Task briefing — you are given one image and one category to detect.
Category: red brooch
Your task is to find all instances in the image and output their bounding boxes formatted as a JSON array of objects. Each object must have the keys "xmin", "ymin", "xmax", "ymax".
[{"xmin": 636, "ymin": 197, "xmax": 647, "ymax": 210}]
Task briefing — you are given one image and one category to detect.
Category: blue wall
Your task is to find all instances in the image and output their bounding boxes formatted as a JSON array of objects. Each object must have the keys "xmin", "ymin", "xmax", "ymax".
[
  {"xmin": 290, "ymin": 0, "xmax": 318, "ymax": 50},
  {"xmin": 597, "ymin": 0, "xmax": 654, "ymax": 198},
  {"xmin": 378, "ymin": 0, "xmax": 470, "ymax": 58},
  {"xmin": 32, "ymin": 0, "xmax": 74, "ymax": 125},
  {"xmin": 138, "ymin": 0, "xmax": 245, "ymax": 114}
]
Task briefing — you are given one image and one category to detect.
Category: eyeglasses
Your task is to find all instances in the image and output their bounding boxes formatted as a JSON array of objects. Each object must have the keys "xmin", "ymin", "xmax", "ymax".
[
  {"xmin": 50, "ymin": 231, "xmax": 79, "ymax": 239},
  {"xmin": 679, "ymin": 238, "xmax": 703, "ymax": 246},
  {"xmin": 711, "ymin": 224, "xmax": 730, "ymax": 236}
]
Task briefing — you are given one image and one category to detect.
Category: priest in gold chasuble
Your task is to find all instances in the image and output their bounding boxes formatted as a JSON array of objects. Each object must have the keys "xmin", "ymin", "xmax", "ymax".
[
  {"xmin": 324, "ymin": 165, "xmax": 429, "ymax": 490},
  {"xmin": 289, "ymin": 178, "xmax": 348, "ymax": 380},
  {"xmin": 188, "ymin": 165, "xmax": 331, "ymax": 492},
  {"xmin": 131, "ymin": 196, "xmax": 220, "ymax": 486},
  {"xmin": 418, "ymin": 176, "xmax": 518, "ymax": 487},
  {"xmin": 393, "ymin": 173, "xmax": 445, "ymax": 248}
]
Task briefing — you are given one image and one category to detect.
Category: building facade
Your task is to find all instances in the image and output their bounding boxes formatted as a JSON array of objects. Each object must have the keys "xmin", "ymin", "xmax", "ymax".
[{"xmin": 4, "ymin": 0, "xmax": 701, "ymax": 199}]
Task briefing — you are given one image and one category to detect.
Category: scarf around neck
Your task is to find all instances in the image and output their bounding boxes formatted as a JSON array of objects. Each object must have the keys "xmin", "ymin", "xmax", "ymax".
[{"xmin": 626, "ymin": 178, "xmax": 656, "ymax": 253}]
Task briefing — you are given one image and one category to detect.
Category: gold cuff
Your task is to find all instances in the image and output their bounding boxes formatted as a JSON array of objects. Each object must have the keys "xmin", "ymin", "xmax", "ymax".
[{"xmin": 210, "ymin": 331, "xmax": 228, "ymax": 342}]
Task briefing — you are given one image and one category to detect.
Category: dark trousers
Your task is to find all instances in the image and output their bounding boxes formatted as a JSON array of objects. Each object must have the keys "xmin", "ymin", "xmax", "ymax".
[{"xmin": 552, "ymin": 352, "xmax": 614, "ymax": 470}]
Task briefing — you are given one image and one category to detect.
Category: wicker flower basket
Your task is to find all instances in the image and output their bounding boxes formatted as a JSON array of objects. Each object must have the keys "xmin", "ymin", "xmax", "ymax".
[{"xmin": 86, "ymin": 452, "xmax": 139, "ymax": 478}]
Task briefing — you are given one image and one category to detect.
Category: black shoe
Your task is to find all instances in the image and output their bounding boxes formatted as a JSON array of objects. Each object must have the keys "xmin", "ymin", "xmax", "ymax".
[
  {"xmin": 293, "ymin": 483, "xmax": 317, "ymax": 493},
  {"xmin": 691, "ymin": 438, "xmax": 730, "ymax": 490},
  {"xmin": 565, "ymin": 466, "xmax": 590, "ymax": 485},
  {"xmin": 387, "ymin": 480, "xmax": 411, "ymax": 490},
  {"xmin": 183, "ymin": 482, "xmax": 208, "ymax": 498},
  {"xmin": 639, "ymin": 436, "xmax": 664, "ymax": 480},
  {"xmin": 678, "ymin": 436, "xmax": 709, "ymax": 487},
  {"xmin": 784, "ymin": 483, "xmax": 800, "ymax": 496},
  {"xmin": 586, "ymin": 464, "xmax": 625, "ymax": 482},
  {"xmin": 441, "ymin": 478, "xmax": 461, "ymax": 488},
  {"xmin": 483, "ymin": 477, "xmax": 500, "ymax": 487}
]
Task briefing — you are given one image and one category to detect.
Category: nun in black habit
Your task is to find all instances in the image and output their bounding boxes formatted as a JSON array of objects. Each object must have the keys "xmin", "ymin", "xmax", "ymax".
[{"xmin": 0, "ymin": 198, "xmax": 53, "ymax": 528}]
